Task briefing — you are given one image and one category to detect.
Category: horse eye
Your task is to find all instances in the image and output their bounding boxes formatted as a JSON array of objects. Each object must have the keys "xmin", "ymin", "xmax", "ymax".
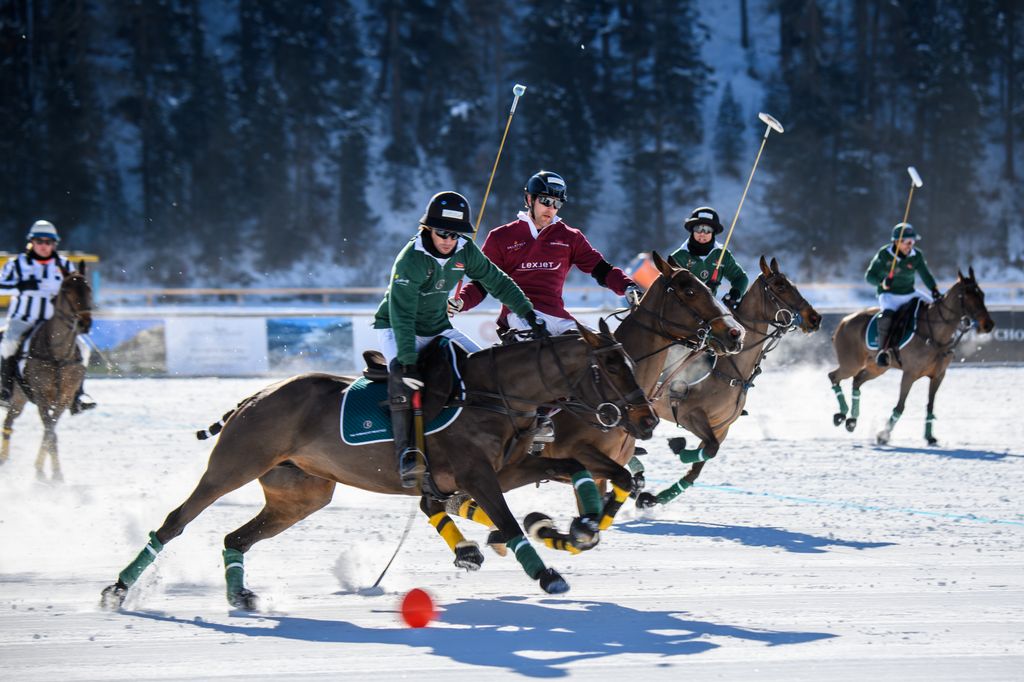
[{"xmin": 684, "ymin": 288, "xmax": 694, "ymax": 297}]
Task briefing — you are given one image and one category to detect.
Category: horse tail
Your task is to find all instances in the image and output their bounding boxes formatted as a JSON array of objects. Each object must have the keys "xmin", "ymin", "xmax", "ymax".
[{"xmin": 195, "ymin": 394, "xmax": 260, "ymax": 441}]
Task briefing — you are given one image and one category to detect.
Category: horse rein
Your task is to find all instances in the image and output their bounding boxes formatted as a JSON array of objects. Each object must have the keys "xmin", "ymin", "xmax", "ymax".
[
  {"xmin": 31, "ymin": 275, "xmax": 92, "ymax": 366},
  {"xmin": 919, "ymin": 284, "xmax": 977, "ymax": 355}
]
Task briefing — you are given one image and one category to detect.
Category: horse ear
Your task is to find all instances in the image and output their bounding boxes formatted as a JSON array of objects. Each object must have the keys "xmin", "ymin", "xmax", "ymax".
[
  {"xmin": 598, "ymin": 317, "xmax": 611, "ymax": 336},
  {"xmin": 759, "ymin": 255, "xmax": 771, "ymax": 277},
  {"xmin": 770, "ymin": 257, "xmax": 780, "ymax": 273},
  {"xmin": 968, "ymin": 266, "xmax": 976, "ymax": 280},
  {"xmin": 957, "ymin": 269, "xmax": 965, "ymax": 281},
  {"xmin": 78, "ymin": 260, "xmax": 87, "ymax": 276},
  {"xmin": 576, "ymin": 322, "xmax": 601, "ymax": 347},
  {"xmin": 666, "ymin": 254, "xmax": 682, "ymax": 268},
  {"xmin": 651, "ymin": 251, "xmax": 675, "ymax": 277}
]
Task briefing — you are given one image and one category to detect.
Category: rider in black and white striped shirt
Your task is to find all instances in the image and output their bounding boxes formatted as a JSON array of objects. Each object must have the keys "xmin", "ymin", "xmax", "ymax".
[{"xmin": 0, "ymin": 220, "xmax": 95, "ymax": 412}]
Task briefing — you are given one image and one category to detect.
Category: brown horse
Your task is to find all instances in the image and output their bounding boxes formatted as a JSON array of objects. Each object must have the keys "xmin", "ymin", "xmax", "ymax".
[
  {"xmin": 632, "ymin": 256, "xmax": 821, "ymax": 507},
  {"xmin": 828, "ymin": 267, "xmax": 994, "ymax": 445},
  {"xmin": 101, "ymin": 322, "xmax": 659, "ymax": 609},
  {"xmin": 489, "ymin": 251, "xmax": 747, "ymax": 540},
  {"xmin": 0, "ymin": 264, "xmax": 92, "ymax": 481}
]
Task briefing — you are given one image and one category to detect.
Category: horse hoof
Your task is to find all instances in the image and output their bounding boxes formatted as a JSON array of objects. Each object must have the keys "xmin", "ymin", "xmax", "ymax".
[
  {"xmin": 227, "ymin": 588, "xmax": 259, "ymax": 611},
  {"xmin": 833, "ymin": 413, "xmax": 846, "ymax": 427},
  {"xmin": 100, "ymin": 582, "xmax": 127, "ymax": 611},
  {"xmin": 876, "ymin": 432, "xmax": 890, "ymax": 445},
  {"xmin": 845, "ymin": 418, "xmax": 857, "ymax": 432},
  {"xmin": 635, "ymin": 492, "xmax": 658, "ymax": 509},
  {"xmin": 667, "ymin": 436, "xmax": 687, "ymax": 453},
  {"xmin": 569, "ymin": 516, "xmax": 600, "ymax": 551},
  {"xmin": 538, "ymin": 567, "xmax": 569, "ymax": 594},
  {"xmin": 926, "ymin": 437, "xmax": 939, "ymax": 446},
  {"xmin": 454, "ymin": 541, "xmax": 484, "ymax": 571},
  {"xmin": 524, "ymin": 512, "xmax": 554, "ymax": 540},
  {"xmin": 486, "ymin": 530, "xmax": 507, "ymax": 556}
]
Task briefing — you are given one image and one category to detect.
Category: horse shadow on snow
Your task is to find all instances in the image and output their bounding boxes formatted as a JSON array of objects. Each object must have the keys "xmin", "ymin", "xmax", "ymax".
[
  {"xmin": 617, "ymin": 520, "xmax": 894, "ymax": 554},
  {"xmin": 126, "ymin": 597, "xmax": 835, "ymax": 678},
  {"xmin": 860, "ymin": 443, "xmax": 1020, "ymax": 462}
]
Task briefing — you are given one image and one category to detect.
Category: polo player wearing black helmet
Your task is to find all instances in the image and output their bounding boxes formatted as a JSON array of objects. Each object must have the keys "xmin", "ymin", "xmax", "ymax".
[
  {"xmin": 670, "ymin": 206, "xmax": 749, "ymax": 308},
  {"xmin": 373, "ymin": 191, "xmax": 546, "ymax": 488},
  {"xmin": 864, "ymin": 222, "xmax": 941, "ymax": 367}
]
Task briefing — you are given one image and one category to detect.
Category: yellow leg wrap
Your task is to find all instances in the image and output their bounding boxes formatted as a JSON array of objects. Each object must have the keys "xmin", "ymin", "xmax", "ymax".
[
  {"xmin": 598, "ymin": 483, "xmax": 631, "ymax": 531},
  {"xmin": 429, "ymin": 512, "xmax": 467, "ymax": 552},
  {"xmin": 541, "ymin": 536, "xmax": 583, "ymax": 555},
  {"xmin": 457, "ymin": 499, "xmax": 494, "ymax": 527}
]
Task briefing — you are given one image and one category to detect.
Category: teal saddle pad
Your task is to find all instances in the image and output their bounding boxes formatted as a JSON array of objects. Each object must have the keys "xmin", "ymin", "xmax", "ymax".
[
  {"xmin": 865, "ymin": 301, "xmax": 919, "ymax": 351},
  {"xmin": 340, "ymin": 375, "xmax": 463, "ymax": 447}
]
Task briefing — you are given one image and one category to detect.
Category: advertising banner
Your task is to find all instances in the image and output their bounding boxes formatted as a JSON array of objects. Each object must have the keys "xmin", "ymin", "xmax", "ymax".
[{"xmin": 165, "ymin": 317, "xmax": 268, "ymax": 376}]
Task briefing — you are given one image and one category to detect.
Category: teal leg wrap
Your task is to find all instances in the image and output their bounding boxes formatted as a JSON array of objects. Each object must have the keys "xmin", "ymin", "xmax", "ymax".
[
  {"xmin": 675, "ymin": 446, "xmax": 709, "ymax": 464},
  {"xmin": 832, "ymin": 384, "xmax": 848, "ymax": 415},
  {"xmin": 655, "ymin": 479, "xmax": 693, "ymax": 505},
  {"xmin": 625, "ymin": 455, "xmax": 645, "ymax": 475},
  {"xmin": 223, "ymin": 548, "xmax": 245, "ymax": 596},
  {"xmin": 571, "ymin": 470, "xmax": 602, "ymax": 516},
  {"xmin": 925, "ymin": 413, "xmax": 936, "ymax": 441},
  {"xmin": 888, "ymin": 409, "xmax": 902, "ymax": 430},
  {"xmin": 851, "ymin": 389, "xmax": 861, "ymax": 419},
  {"xmin": 118, "ymin": 531, "xmax": 164, "ymax": 587},
  {"xmin": 507, "ymin": 534, "xmax": 544, "ymax": 580}
]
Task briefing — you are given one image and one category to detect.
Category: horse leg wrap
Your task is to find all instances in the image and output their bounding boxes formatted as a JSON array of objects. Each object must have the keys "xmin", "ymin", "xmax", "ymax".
[
  {"xmin": 598, "ymin": 483, "xmax": 631, "ymax": 531},
  {"xmin": 832, "ymin": 384, "xmax": 848, "ymax": 415},
  {"xmin": 655, "ymin": 479, "xmax": 694, "ymax": 505},
  {"xmin": 117, "ymin": 531, "xmax": 164, "ymax": 587},
  {"xmin": 428, "ymin": 511, "xmax": 467, "ymax": 552},
  {"xmin": 506, "ymin": 534, "xmax": 545, "ymax": 580},
  {"xmin": 223, "ymin": 548, "xmax": 246, "ymax": 595},
  {"xmin": 453, "ymin": 498, "xmax": 494, "ymax": 528},
  {"xmin": 541, "ymin": 536, "xmax": 583, "ymax": 554},
  {"xmin": 626, "ymin": 455, "xmax": 644, "ymax": 475},
  {"xmin": 925, "ymin": 413, "xmax": 936, "ymax": 441},
  {"xmin": 851, "ymin": 389, "xmax": 861, "ymax": 419},
  {"xmin": 675, "ymin": 446, "xmax": 709, "ymax": 464},
  {"xmin": 571, "ymin": 470, "xmax": 602, "ymax": 517},
  {"xmin": 888, "ymin": 409, "xmax": 903, "ymax": 430}
]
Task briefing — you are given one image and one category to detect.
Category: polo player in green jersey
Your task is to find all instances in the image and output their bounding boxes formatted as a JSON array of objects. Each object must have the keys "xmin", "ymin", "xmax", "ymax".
[{"xmin": 669, "ymin": 206, "xmax": 748, "ymax": 308}]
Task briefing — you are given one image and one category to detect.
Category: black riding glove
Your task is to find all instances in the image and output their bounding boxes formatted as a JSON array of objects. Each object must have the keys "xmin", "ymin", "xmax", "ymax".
[
  {"xmin": 881, "ymin": 275, "xmax": 894, "ymax": 291},
  {"xmin": 16, "ymin": 277, "xmax": 39, "ymax": 292},
  {"xmin": 930, "ymin": 287, "xmax": 942, "ymax": 300},
  {"xmin": 722, "ymin": 289, "xmax": 741, "ymax": 310},
  {"xmin": 523, "ymin": 310, "xmax": 550, "ymax": 339}
]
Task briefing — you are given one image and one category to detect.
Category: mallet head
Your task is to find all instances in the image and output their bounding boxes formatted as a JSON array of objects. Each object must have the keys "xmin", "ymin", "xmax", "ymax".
[
  {"xmin": 907, "ymin": 166, "xmax": 923, "ymax": 188},
  {"xmin": 758, "ymin": 112, "xmax": 784, "ymax": 134},
  {"xmin": 513, "ymin": 83, "xmax": 527, "ymax": 97}
]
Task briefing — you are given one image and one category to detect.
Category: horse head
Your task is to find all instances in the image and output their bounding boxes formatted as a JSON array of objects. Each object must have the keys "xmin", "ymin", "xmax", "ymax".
[
  {"xmin": 571, "ymin": 319, "xmax": 659, "ymax": 440},
  {"xmin": 57, "ymin": 261, "xmax": 93, "ymax": 334},
  {"xmin": 749, "ymin": 255, "xmax": 821, "ymax": 333},
  {"xmin": 949, "ymin": 267, "xmax": 994, "ymax": 334},
  {"xmin": 642, "ymin": 251, "xmax": 744, "ymax": 355}
]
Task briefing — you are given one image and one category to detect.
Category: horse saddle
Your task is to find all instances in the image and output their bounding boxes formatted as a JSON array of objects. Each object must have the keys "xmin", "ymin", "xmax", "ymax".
[
  {"xmin": 865, "ymin": 300, "xmax": 920, "ymax": 351},
  {"xmin": 339, "ymin": 338, "xmax": 467, "ymax": 446}
]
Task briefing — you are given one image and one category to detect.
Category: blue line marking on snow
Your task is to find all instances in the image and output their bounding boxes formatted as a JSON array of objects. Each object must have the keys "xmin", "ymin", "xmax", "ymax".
[{"xmin": 691, "ymin": 483, "xmax": 1024, "ymax": 527}]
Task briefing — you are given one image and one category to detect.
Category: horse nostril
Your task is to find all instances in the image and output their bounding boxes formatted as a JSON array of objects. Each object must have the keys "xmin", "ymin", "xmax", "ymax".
[{"xmin": 729, "ymin": 328, "xmax": 741, "ymax": 338}]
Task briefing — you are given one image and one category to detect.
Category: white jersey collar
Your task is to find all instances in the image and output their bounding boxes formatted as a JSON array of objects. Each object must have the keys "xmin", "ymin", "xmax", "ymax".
[
  {"xmin": 680, "ymin": 239, "xmax": 724, "ymax": 255},
  {"xmin": 413, "ymin": 232, "xmax": 461, "ymax": 265},
  {"xmin": 517, "ymin": 210, "xmax": 562, "ymax": 239}
]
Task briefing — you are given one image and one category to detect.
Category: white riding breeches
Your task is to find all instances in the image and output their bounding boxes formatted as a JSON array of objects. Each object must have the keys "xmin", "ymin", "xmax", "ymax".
[
  {"xmin": 506, "ymin": 310, "xmax": 581, "ymax": 336},
  {"xmin": 377, "ymin": 327, "xmax": 482, "ymax": 366},
  {"xmin": 878, "ymin": 290, "xmax": 932, "ymax": 313},
  {"xmin": 1, "ymin": 318, "xmax": 91, "ymax": 365}
]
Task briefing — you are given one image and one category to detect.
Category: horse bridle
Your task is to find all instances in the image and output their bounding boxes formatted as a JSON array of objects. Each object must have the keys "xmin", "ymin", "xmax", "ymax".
[{"xmin": 921, "ymin": 282, "xmax": 980, "ymax": 353}]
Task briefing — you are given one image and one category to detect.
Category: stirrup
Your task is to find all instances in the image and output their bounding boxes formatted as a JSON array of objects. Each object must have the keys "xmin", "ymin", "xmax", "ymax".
[
  {"xmin": 530, "ymin": 416, "xmax": 555, "ymax": 454},
  {"xmin": 398, "ymin": 448, "xmax": 427, "ymax": 488}
]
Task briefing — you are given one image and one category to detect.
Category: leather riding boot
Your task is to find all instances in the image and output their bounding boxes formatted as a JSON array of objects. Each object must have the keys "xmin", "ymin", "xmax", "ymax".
[
  {"xmin": 71, "ymin": 384, "xmax": 97, "ymax": 415},
  {"xmin": 875, "ymin": 311, "xmax": 894, "ymax": 367},
  {"xmin": 388, "ymin": 368, "xmax": 426, "ymax": 488},
  {"xmin": 0, "ymin": 356, "xmax": 17, "ymax": 408}
]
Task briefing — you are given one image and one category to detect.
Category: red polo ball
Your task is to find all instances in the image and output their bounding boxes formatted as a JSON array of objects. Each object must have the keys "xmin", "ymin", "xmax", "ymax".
[{"xmin": 400, "ymin": 588, "xmax": 436, "ymax": 628}]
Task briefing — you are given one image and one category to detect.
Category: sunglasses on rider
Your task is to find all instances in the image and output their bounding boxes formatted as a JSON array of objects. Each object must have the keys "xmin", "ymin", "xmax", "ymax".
[
  {"xmin": 691, "ymin": 225, "xmax": 714, "ymax": 235},
  {"xmin": 432, "ymin": 229, "xmax": 461, "ymax": 240},
  {"xmin": 31, "ymin": 238, "xmax": 55, "ymax": 245},
  {"xmin": 535, "ymin": 195, "xmax": 563, "ymax": 210}
]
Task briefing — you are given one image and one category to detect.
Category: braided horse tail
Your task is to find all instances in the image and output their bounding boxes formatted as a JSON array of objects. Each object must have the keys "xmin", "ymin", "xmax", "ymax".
[{"xmin": 196, "ymin": 395, "xmax": 259, "ymax": 440}]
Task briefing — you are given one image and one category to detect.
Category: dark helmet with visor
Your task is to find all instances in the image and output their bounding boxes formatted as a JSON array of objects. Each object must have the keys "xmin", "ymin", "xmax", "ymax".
[
  {"xmin": 684, "ymin": 206, "xmax": 724, "ymax": 235},
  {"xmin": 891, "ymin": 222, "xmax": 920, "ymax": 241},
  {"xmin": 524, "ymin": 171, "xmax": 567, "ymax": 202},
  {"xmin": 419, "ymin": 191, "xmax": 474, "ymax": 235}
]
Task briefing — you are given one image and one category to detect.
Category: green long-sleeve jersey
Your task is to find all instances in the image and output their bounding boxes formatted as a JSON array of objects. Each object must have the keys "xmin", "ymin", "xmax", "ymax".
[
  {"xmin": 864, "ymin": 244, "xmax": 937, "ymax": 295},
  {"xmin": 374, "ymin": 233, "xmax": 534, "ymax": 365},
  {"xmin": 669, "ymin": 240, "xmax": 749, "ymax": 296}
]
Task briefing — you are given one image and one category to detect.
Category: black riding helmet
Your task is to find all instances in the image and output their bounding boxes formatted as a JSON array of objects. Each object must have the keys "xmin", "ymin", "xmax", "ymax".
[
  {"xmin": 684, "ymin": 206, "xmax": 724, "ymax": 234},
  {"xmin": 524, "ymin": 171, "xmax": 568, "ymax": 202},
  {"xmin": 419, "ymin": 191, "xmax": 474, "ymax": 235}
]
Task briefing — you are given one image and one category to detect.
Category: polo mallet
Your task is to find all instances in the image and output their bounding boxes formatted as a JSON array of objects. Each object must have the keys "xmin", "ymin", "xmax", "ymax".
[
  {"xmin": 887, "ymin": 166, "xmax": 924, "ymax": 278},
  {"xmin": 453, "ymin": 83, "xmax": 526, "ymax": 298},
  {"xmin": 711, "ymin": 112, "xmax": 785, "ymax": 288}
]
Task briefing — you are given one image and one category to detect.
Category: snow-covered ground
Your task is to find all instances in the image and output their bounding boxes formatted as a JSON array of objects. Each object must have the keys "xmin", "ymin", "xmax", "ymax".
[{"xmin": 0, "ymin": 364, "xmax": 1021, "ymax": 680}]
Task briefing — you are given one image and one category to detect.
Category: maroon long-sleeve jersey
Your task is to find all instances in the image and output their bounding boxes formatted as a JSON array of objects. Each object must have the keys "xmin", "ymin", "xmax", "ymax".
[{"xmin": 458, "ymin": 213, "xmax": 633, "ymax": 326}]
